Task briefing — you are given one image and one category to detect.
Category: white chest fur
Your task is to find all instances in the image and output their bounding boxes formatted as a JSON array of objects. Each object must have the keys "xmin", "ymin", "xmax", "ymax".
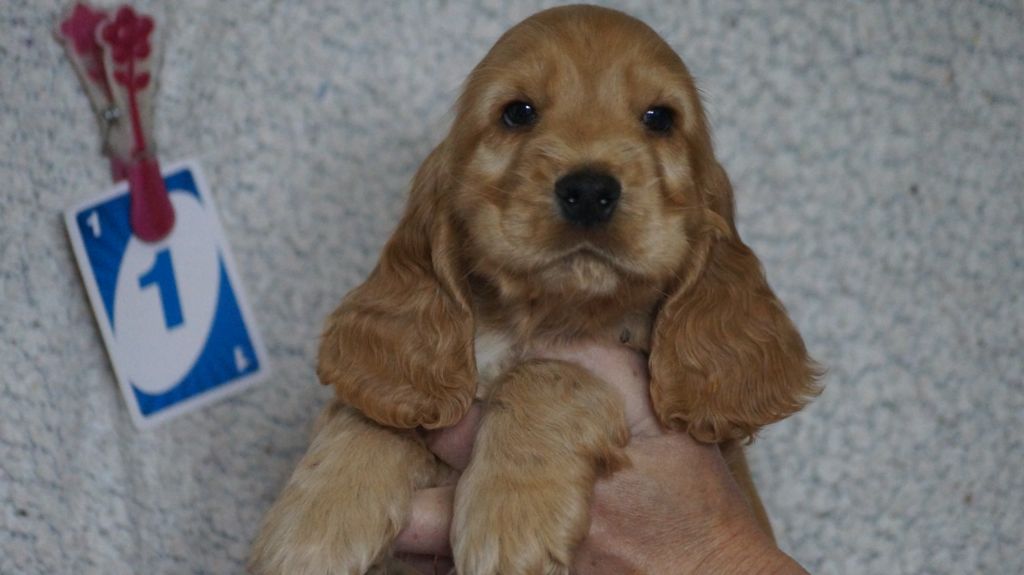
[{"xmin": 473, "ymin": 330, "xmax": 517, "ymax": 398}]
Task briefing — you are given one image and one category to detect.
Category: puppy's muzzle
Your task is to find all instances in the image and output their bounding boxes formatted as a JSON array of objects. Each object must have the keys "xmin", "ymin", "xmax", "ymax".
[{"xmin": 554, "ymin": 170, "xmax": 621, "ymax": 228}]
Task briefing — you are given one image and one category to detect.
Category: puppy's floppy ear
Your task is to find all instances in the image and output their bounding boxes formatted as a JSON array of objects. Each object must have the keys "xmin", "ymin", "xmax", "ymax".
[
  {"xmin": 317, "ymin": 144, "xmax": 477, "ymax": 430},
  {"xmin": 650, "ymin": 162, "xmax": 821, "ymax": 443}
]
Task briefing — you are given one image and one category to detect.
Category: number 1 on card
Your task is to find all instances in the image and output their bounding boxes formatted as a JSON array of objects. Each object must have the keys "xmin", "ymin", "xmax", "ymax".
[
  {"xmin": 138, "ymin": 248, "xmax": 184, "ymax": 330},
  {"xmin": 86, "ymin": 210, "xmax": 101, "ymax": 237}
]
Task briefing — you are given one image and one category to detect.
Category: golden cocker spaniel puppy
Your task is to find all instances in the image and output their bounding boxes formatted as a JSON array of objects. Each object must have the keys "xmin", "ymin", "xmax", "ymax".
[{"xmin": 250, "ymin": 5, "xmax": 819, "ymax": 574}]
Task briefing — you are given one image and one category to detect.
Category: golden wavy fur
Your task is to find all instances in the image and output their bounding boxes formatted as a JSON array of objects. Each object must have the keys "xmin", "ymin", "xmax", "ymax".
[{"xmin": 251, "ymin": 5, "xmax": 819, "ymax": 574}]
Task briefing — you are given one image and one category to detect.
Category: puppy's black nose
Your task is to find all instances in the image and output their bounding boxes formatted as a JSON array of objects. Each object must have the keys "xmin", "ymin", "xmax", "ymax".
[{"xmin": 554, "ymin": 170, "xmax": 621, "ymax": 227}]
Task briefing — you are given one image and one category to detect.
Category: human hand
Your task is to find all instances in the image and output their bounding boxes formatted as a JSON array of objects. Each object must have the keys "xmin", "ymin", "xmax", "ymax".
[{"xmin": 394, "ymin": 342, "xmax": 806, "ymax": 574}]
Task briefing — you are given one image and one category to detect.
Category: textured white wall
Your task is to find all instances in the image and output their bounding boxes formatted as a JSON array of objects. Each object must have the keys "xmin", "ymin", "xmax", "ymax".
[{"xmin": 2, "ymin": 1, "xmax": 1021, "ymax": 573}]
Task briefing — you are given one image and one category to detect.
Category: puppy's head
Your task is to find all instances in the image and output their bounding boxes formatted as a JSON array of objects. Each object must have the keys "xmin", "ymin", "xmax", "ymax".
[
  {"xmin": 320, "ymin": 6, "xmax": 819, "ymax": 439},
  {"xmin": 445, "ymin": 7, "xmax": 710, "ymax": 299}
]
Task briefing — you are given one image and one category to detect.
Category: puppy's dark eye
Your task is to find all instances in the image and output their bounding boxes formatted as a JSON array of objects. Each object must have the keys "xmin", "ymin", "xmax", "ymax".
[
  {"xmin": 502, "ymin": 101, "xmax": 538, "ymax": 129},
  {"xmin": 642, "ymin": 106, "xmax": 674, "ymax": 134}
]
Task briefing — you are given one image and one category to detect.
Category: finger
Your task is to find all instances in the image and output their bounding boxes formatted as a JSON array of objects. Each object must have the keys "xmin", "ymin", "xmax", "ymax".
[
  {"xmin": 422, "ymin": 403, "xmax": 483, "ymax": 470},
  {"xmin": 394, "ymin": 486, "xmax": 455, "ymax": 556}
]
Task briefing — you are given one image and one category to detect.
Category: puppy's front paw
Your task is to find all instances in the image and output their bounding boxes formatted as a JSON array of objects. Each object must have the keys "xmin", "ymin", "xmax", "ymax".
[
  {"xmin": 452, "ymin": 466, "xmax": 593, "ymax": 575},
  {"xmin": 248, "ymin": 405, "xmax": 441, "ymax": 575},
  {"xmin": 449, "ymin": 359, "xmax": 629, "ymax": 573},
  {"xmin": 249, "ymin": 475, "xmax": 404, "ymax": 575}
]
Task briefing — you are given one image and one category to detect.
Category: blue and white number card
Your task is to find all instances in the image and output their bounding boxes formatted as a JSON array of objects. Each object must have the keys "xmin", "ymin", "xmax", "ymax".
[{"xmin": 66, "ymin": 160, "xmax": 268, "ymax": 429}]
